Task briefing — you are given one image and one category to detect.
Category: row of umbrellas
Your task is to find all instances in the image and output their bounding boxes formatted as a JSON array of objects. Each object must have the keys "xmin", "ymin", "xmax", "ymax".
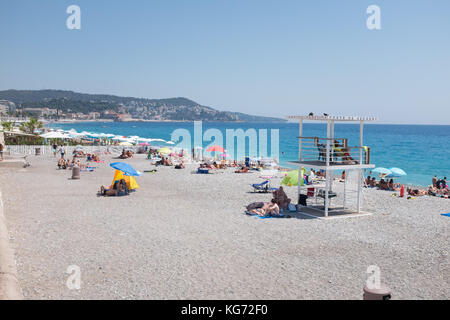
[{"xmin": 40, "ymin": 129, "xmax": 176, "ymax": 146}]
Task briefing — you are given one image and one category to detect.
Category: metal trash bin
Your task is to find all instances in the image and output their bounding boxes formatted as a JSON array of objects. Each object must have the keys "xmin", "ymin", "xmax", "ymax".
[
  {"xmin": 363, "ymin": 284, "xmax": 391, "ymax": 300},
  {"xmin": 35, "ymin": 148, "xmax": 41, "ymax": 156},
  {"xmin": 71, "ymin": 166, "xmax": 80, "ymax": 180}
]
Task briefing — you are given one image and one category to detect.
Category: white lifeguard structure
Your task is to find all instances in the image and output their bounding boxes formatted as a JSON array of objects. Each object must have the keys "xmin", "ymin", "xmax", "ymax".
[{"xmin": 287, "ymin": 115, "xmax": 377, "ymax": 218}]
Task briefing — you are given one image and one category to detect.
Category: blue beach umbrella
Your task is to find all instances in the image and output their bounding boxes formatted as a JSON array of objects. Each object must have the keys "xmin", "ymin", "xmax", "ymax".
[
  {"xmin": 387, "ymin": 167, "xmax": 407, "ymax": 178},
  {"xmin": 110, "ymin": 162, "xmax": 141, "ymax": 176},
  {"xmin": 372, "ymin": 167, "xmax": 392, "ymax": 175}
]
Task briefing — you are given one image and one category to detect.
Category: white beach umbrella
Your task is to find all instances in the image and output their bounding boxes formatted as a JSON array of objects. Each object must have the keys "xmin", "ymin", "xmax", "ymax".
[
  {"xmin": 111, "ymin": 136, "xmax": 129, "ymax": 142},
  {"xmin": 149, "ymin": 138, "xmax": 167, "ymax": 143},
  {"xmin": 41, "ymin": 131, "xmax": 71, "ymax": 139}
]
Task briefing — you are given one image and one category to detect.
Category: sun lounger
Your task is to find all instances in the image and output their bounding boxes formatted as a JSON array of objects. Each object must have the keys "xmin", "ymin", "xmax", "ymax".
[{"xmin": 251, "ymin": 180, "xmax": 270, "ymax": 193}]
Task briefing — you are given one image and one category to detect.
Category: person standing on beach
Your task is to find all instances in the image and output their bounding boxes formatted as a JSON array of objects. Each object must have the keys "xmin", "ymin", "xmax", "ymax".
[
  {"xmin": 59, "ymin": 145, "xmax": 65, "ymax": 159},
  {"xmin": 0, "ymin": 143, "xmax": 4, "ymax": 161},
  {"xmin": 52, "ymin": 142, "xmax": 58, "ymax": 157}
]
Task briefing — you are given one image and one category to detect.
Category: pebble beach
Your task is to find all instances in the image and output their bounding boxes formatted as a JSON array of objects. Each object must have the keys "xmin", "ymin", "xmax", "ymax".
[{"xmin": 0, "ymin": 154, "xmax": 449, "ymax": 300}]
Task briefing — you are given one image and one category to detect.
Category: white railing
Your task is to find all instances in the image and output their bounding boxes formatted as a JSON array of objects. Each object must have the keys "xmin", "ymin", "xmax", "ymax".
[{"xmin": 5, "ymin": 145, "xmax": 124, "ymax": 156}]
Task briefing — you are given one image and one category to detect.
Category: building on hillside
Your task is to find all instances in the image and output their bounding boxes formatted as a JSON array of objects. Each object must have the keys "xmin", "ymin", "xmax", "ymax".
[
  {"xmin": 0, "ymin": 104, "xmax": 8, "ymax": 116},
  {"xmin": 88, "ymin": 112, "xmax": 101, "ymax": 120},
  {"xmin": 102, "ymin": 110, "xmax": 118, "ymax": 120},
  {"xmin": 0, "ymin": 100, "xmax": 16, "ymax": 114},
  {"xmin": 116, "ymin": 113, "xmax": 132, "ymax": 121}
]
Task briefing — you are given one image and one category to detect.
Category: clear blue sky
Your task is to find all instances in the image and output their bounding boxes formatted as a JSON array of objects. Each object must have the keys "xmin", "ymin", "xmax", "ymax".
[{"xmin": 1, "ymin": 0, "xmax": 449, "ymax": 124}]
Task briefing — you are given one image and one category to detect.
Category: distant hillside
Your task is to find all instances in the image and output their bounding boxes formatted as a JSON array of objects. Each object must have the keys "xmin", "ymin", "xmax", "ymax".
[{"xmin": 0, "ymin": 89, "xmax": 286, "ymax": 122}]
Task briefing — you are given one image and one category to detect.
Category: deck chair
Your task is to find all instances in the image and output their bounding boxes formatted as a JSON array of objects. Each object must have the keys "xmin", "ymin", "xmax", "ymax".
[
  {"xmin": 251, "ymin": 180, "xmax": 270, "ymax": 193},
  {"xmin": 197, "ymin": 168, "xmax": 209, "ymax": 174}
]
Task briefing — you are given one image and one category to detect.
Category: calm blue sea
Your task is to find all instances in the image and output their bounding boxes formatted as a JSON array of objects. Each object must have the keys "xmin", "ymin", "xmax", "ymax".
[{"xmin": 48, "ymin": 121, "xmax": 450, "ymax": 187}]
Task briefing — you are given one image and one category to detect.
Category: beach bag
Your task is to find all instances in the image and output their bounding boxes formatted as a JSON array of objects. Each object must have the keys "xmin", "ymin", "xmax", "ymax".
[
  {"xmin": 298, "ymin": 194, "xmax": 307, "ymax": 206},
  {"xmin": 246, "ymin": 202, "xmax": 265, "ymax": 211},
  {"xmin": 288, "ymin": 203, "xmax": 297, "ymax": 212}
]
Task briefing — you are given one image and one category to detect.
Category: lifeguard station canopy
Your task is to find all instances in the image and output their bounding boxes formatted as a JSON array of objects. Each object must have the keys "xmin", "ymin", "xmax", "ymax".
[
  {"xmin": 287, "ymin": 114, "xmax": 378, "ymax": 218},
  {"xmin": 287, "ymin": 115, "xmax": 377, "ymax": 170}
]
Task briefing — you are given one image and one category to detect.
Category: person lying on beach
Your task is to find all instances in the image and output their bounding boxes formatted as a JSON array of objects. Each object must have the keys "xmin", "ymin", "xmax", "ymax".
[
  {"xmin": 235, "ymin": 166, "xmax": 249, "ymax": 173},
  {"xmin": 73, "ymin": 150, "xmax": 85, "ymax": 157},
  {"xmin": 407, "ymin": 188, "xmax": 427, "ymax": 197},
  {"xmin": 200, "ymin": 162, "xmax": 216, "ymax": 169},
  {"xmin": 316, "ymin": 170, "xmax": 326, "ymax": 178},
  {"xmin": 249, "ymin": 202, "xmax": 271, "ymax": 216}
]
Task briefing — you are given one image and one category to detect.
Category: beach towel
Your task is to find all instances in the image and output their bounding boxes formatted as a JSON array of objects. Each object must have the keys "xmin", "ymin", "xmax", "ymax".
[
  {"xmin": 441, "ymin": 213, "xmax": 450, "ymax": 217},
  {"xmin": 258, "ymin": 214, "xmax": 286, "ymax": 219},
  {"xmin": 244, "ymin": 211, "xmax": 286, "ymax": 219}
]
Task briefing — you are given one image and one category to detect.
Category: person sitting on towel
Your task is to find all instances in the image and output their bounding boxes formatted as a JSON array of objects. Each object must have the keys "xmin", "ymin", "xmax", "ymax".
[
  {"xmin": 267, "ymin": 199, "xmax": 280, "ymax": 216},
  {"xmin": 57, "ymin": 158, "xmax": 66, "ymax": 169},
  {"xmin": 273, "ymin": 186, "xmax": 291, "ymax": 210},
  {"xmin": 164, "ymin": 157, "xmax": 173, "ymax": 166},
  {"xmin": 174, "ymin": 161, "xmax": 185, "ymax": 169},
  {"xmin": 100, "ymin": 179, "xmax": 127, "ymax": 197}
]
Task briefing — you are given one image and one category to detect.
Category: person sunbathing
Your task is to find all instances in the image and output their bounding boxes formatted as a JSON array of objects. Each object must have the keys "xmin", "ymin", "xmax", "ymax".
[
  {"xmin": 174, "ymin": 161, "xmax": 185, "ymax": 169},
  {"xmin": 428, "ymin": 186, "xmax": 438, "ymax": 196},
  {"xmin": 164, "ymin": 158, "xmax": 173, "ymax": 166},
  {"xmin": 119, "ymin": 150, "xmax": 129, "ymax": 159},
  {"xmin": 249, "ymin": 202, "xmax": 271, "ymax": 216},
  {"xmin": 407, "ymin": 188, "xmax": 427, "ymax": 196},
  {"xmin": 235, "ymin": 166, "xmax": 249, "ymax": 173}
]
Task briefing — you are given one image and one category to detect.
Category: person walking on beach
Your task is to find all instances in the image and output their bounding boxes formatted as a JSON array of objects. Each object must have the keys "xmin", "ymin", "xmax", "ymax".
[
  {"xmin": 59, "ymin": 145, "xmax": 65, "ymax": 159},
  {"xmin": 52, "ymin": 142, "xmax": 58, "ymax": 157},
  {"xmin": 0, "ymin": 143, "xmax": 4, "ymax": 161}
]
